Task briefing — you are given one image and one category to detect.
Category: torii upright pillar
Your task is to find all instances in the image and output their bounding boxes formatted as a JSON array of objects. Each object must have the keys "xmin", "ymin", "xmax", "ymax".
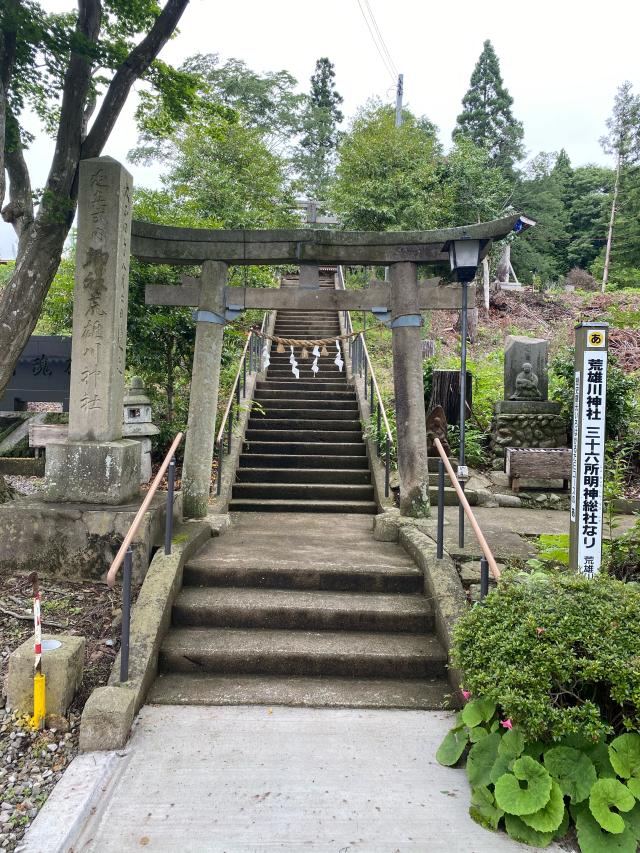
[
  {"xmin": 182, "ymin": 260, "xmax": 227, "ymax": 518},
  {"xmin": 390, "ymin": 262, "xmax": 430, "ymax": 516}
]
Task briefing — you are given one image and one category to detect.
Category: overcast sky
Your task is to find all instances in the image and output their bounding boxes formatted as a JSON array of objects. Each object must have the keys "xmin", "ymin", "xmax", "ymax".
[{"xmin": 2, "ymin": 0, "xmax": 639, "ymax": 256}]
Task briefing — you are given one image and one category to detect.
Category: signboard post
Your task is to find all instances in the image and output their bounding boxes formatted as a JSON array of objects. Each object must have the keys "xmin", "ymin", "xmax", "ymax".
[{"xmin": 569, "ymin": 322, "xmax": 609, "ymax": 577}]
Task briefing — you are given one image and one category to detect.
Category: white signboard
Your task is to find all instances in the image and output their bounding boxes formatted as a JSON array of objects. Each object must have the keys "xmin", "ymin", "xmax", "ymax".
[{"xmin": 576, "ymin": 348, "xmax": 608, "ymax": 577}]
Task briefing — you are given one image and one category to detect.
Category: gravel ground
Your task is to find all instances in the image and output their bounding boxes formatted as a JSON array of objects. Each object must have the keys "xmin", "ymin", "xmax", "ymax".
[
  {"xmin": 0, "ymin": 709, "xmax": 79, "ymax": 851},
  {"xmin": 3, "ymin": 477, "xmax": 44, "ymax": 497},
  {"xmin": 0, "ymin": 573, "xmax": 127, "ymax": 852}
]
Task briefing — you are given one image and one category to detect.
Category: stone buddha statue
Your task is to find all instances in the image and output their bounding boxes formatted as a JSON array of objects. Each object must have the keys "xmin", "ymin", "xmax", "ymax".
[{"xmin": 510, "ymin": 362, "xmax": 542, "ymax": 400}]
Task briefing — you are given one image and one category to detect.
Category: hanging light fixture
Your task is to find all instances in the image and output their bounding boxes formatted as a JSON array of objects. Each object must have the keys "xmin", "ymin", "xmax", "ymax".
[{"xmin": 446, "ymin": 238, "xmax": 482, "ymax": 283}]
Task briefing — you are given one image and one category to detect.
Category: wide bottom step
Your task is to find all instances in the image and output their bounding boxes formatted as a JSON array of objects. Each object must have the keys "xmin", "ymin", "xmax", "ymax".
[{"xmin": 148, "ymin": 672, "xmax": 451, "ymax": 710}]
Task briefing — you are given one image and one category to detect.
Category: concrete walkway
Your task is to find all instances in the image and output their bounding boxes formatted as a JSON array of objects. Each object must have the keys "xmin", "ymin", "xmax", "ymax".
[{"xmin": 23, "ymin": 706, "xmax": 561, "ymax": 852}]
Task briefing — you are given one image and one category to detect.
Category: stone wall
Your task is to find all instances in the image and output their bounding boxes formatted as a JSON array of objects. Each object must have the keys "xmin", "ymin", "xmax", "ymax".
[{"xmin": 490, "ymin": 411, "xmax": 567, "ymax": 465}]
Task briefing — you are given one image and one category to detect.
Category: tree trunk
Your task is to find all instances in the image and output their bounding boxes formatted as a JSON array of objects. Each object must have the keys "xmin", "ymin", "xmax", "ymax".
[
  {"xmin": 427, "ymin": 369, "xmax": 472, "ymax": 426},
  {"xmin": 496, "ymin": 243, "xmax": 510, "ymax": 287},
  {"xmin": 602, "ymin": 155, "xmax": 620, "ymax": 292}
]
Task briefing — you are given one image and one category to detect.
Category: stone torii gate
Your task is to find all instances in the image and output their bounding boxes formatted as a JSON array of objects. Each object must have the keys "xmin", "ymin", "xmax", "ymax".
[
  {"xmin": 45, "ymin": 157, "xmax": 530, "ymax": 521},
  {"xmin": 133, "ymin": 213, "xmax": 530, "ymax": 519}
]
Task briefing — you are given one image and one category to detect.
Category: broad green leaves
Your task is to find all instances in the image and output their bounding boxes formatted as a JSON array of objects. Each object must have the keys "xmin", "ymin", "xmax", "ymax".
[
  {"xmin": 575, "ymin": 805, "xmax": 638, "ymax": 853},
  {"xmin": 461, "ymin": 698, "xmax": 496, "ymax": 728},
  {"xmin": 520, "ymin": 781, "xmax": 565, "ymax": 833},
  {"xmin": 504, "ymin": 814, "xmax": 555, "ymax": 848},
  {"xmin": 588, "ymin": 779, "xmax": 635, "ymax": 834},
  {"xmin": 436, "ymin": 729, "xmax": 468, "ymax": 767},
  {"xmin": 469, "ymin": 785, "xmax": 504, "ymax": 831},
  {"xmin": 544, "ymin": 746, "xmax": 597, "ymax": 803},
  {"xmin": 467, "ymin": 733, "xmax": 502, "ymax": 788},
  {"xmin": 609, "ymin": 734, "xmax": 640, "ymax": 782},
  {"xmin": 494, "ymin": 756, "xmax": 553, "ymax": 816}
]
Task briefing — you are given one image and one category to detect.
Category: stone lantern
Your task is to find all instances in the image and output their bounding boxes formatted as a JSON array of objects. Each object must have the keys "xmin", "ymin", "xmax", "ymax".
[{"xmin": 122, "ymin": 377, "xmax": 159, "ymax": 483}]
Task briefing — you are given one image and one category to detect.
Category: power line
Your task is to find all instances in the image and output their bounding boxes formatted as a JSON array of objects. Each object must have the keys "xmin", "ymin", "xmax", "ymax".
[
  {"xmin": 363, "ymin": 0, "xmax": 398, "ymax": 78},
  {"xmin": 355, "ymin": 0, "xmax": 397, "ymax": 84}
]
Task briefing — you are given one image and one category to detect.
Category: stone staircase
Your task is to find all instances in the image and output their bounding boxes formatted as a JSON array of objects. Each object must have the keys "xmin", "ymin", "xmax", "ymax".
[
  {"xmin": 148, "ymin": 513, "xmax": 450, "ymax": 709},
  {"xmin": 147, "ymin": 273, "xmax": 450, "ymax": 711},
  {"xmin": 229, "ymin": 274, "xmax": 377, "ymax": 514}
]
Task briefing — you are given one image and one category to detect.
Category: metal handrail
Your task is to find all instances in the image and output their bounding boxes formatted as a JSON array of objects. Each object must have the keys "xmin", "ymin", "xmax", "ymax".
[
  {"xmin": 336, "ymin": 266, "xmax": 394, "ymax": 497},
  {"xmin": 433, "ymin": 436, "xmax": 501, "ymax": 592},
  {"xmin": 107, "ymin": 430, "xmax": 184, "ymax": 589},
  {"xmin": 214, "ymin": 311, "xmax": 269, "ymax": 495},
  {"xmin": 107, "ymin": 429, "xmax": 183, "ymax": 683}
]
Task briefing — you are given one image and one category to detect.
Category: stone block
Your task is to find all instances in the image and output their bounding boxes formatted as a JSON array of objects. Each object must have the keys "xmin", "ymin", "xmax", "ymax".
[
  {"xmin": 494, "ymin": 400, "xmax": 561, "ymax": 415},
  {"xmin": 504, "ymin": 335, "xmax": 549, "ymax": 401},
  {"xmin": 79, "ymin": 685, "xmax": 136, "ymax": 751},
  {"xmin": 373, "ymin": 511, "xmax": 400, "ymax": 542},
  {"xmin": 7, "ymin": 634, "xmax": 85, "ymax": 716},
  {"xmin": 44, "ymin": 439, "xmax": 140, "ymax": 504}
]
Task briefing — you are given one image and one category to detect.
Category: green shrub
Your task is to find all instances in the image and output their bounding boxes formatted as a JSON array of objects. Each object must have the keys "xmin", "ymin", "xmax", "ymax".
[
  {"xmin": 452, "ymin": 571, "xmax": 640, "ymax": 742},
  {"xmin": 550, "ymin": 347, "xmax": 637, "ymax": 441},
  {"xmin": 606, "ymin": 518, "xmax": 640, "ymax": 584}
]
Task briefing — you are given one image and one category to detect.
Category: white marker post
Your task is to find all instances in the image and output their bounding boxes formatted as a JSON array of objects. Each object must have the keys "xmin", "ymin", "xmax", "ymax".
[{"xmin": 569, "ymin": 323, "xmax": 609, "ymax": 577}]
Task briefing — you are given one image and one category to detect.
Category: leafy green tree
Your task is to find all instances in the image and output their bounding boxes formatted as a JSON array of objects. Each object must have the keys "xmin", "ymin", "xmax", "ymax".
[
  {"xmin": 600, "ymin": 81, "xmax": 640, "ymax": 289},
  {"xmin": 566, "ymin": 165, "xmax": 612, "ymax": 270},
  {"xmin": 453, "ymin": 39, "xmax": 524, "ymax": 178},
  {"xmin": 330, "ymin": 101, "xmax": 449, "ymax": 231},
  {"xmin": 444, "ymin": 136, "xmax": 509, "ymax": 225},
  {"xmin": 294, "ymin": 57, "xmax": 344, "ymax": 200},
  {"xmin": 511, "ymin": 152, "xmax": 571, "ymax": 281},
  {"xmin": 136, "ymin": 52, "xmax": 304, "ymax": 159},
  {"xmin": 0, "ymin": 0, "xmax": 193, "ymax": 420}
]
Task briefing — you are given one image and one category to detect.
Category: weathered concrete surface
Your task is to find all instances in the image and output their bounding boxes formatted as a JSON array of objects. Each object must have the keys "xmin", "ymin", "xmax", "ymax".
[
  {"xmin": 79, "ymin": 685, "xmax": 137, "ymax": 751},
  {"xmin": 44, "ymin": 438, "xmax": 140, "ymax": 504},
  {"xmin": 182, "ymin": 260, "xmax": 227, "ymax": 518},
  {"xmin": 390, "ymin": 262, "xmax": 430, "ymax": 517},
  {"xmin": 0, "ymin": 456, "xmax": 44, "ymax": 476},
  {"xmin": 17, "ymin": 751, "xmax": 123, "ymax": 853},
  {"xmin": 65, "ymin": 705, "xmax": 557, "ymax": 852},
  {"xmin": 7, "ymin": 634, "xmax": 85, "ymax": 715},
  {"xmin": 79, "ymin": 519, "xmax": 216, "ymax": 750},
  {"xmin": 0, "ymin": 491, "xmax": 180, "ymax": 581}
]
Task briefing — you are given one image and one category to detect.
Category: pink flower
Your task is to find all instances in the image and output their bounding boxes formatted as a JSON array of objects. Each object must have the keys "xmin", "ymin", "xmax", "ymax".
[
  {"xmin": 536, "ymin": 627, "xmax": 546, "ymax": 635},
  {"xmin": 462, "ymin": 690, "xmax": 472, "ymax": 701},
  {"xmin": 501, "ymin": 719, "xmax": 513, "ymax": 730}
]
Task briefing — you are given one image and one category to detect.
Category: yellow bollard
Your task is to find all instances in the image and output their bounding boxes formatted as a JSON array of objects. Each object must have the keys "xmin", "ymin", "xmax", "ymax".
[{"xmin": 32, "ymin": 672, "xmax": 46, "ymax": 730}]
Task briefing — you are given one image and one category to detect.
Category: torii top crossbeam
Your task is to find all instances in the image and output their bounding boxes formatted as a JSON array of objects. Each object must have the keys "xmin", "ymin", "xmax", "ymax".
[{"xmin": 131, "ymin": 213, "xmax": 532, "ymax": 266}]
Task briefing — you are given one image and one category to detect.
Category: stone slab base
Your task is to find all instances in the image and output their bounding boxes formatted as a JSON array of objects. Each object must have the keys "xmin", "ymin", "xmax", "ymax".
[
  {"xmin": 0, "ymin": 491, "xmax": 181, "ymax": 582},
  {"xmin": 44, "ymin": 439, "xmax": 140, "ymax": 505}
]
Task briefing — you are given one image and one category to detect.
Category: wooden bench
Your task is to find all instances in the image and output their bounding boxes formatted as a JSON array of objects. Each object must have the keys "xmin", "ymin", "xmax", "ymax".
[
  {"xmin": 28, "ymin": 422, "xmax": 68, "ymax": 457},
  {"xmin": 505, "ymin": 447, "xmax": 572, "ymax": 493}
]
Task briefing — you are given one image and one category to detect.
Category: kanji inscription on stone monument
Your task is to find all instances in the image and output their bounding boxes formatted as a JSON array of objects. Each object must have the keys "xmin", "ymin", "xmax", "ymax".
[{"xmin": 68, "ymin": 157, "xmax": 133, "ymax": 442}]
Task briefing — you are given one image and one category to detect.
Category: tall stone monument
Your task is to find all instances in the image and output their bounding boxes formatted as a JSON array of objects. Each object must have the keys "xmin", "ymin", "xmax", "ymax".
[
  {"xmin": 490, "ymin": 335, "xmax": 566, "ymax": 465},
  {"xmin": 45, "ymin": 157, "xmax": 140, "ymax": 503}
]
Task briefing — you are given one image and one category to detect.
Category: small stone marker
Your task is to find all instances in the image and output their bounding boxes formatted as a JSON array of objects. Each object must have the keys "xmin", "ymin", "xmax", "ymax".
[
  {"xmin": 570, "ymin": 323, "xmax": 608, "ymax": 577},
  {"xmin": 504, "ymin": 335, "xmax": 548, "ymax": 401},
  {"xmin": 7, "ymin": 634, "xmax": 85, "ymax": 716}
]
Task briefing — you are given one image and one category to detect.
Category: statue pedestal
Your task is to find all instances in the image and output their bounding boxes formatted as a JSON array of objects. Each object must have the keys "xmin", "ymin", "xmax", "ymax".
[{"xmin": 490, "ymin": 400, "xmax": 567, "ymax": 465}]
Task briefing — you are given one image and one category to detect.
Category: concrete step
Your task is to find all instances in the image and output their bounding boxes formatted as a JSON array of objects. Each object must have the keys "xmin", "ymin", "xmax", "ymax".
[
  {"xmin": 228, "ymin": 498, "xmax": 377, "ymax": 514},
  {"xmin": 148, "ymin": 672, "xmax": 449, "ymax": 710},
  {"xmin": 256, "ymin": 381, "xmax": 349, "ymax": 392},
  {"xmin": 252, "ymin": 409, "xmax": 359, "ymax": 422},
  {"xmin": 247, "ymin": 418, "xmax": 361, "ymax": 431},
  {"xmin": 244, "ymin": 428, "xmax": 363, "ymax": 443},
  {"xmin": 236, "ymin": 467, "xmax": 371, "ymax": 485},
  {"xmin": 266, "ymin": 369, "xmax": 346, "ymax": 379},
  {"xmin": 241, "ymin": 441, "xmax": 367, "ymax": 456},
  {"xmin": 232, "ymin": 482, "xmax": 375, "ymax": 501},
  {"xmin": 173, "ymin": 587, "xmax": 432, "ymax": 632},
  {"xmin": 255, "ymin": 389, "xmax": 356, "ymax": 402},
  {"xmin": 239, "ymin": 454, "xmax": 369, "ymax": 470},
  {"xmin": 254, "ymin": 398, "xmax": 358, "ymax": 411},
  {"xmin": 159, "ymin": 627, "xmax": 447, "ymax": 678},
  {"xmin": 268, "ymin": 355, "xmax": 343, "ymax": 363}
]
